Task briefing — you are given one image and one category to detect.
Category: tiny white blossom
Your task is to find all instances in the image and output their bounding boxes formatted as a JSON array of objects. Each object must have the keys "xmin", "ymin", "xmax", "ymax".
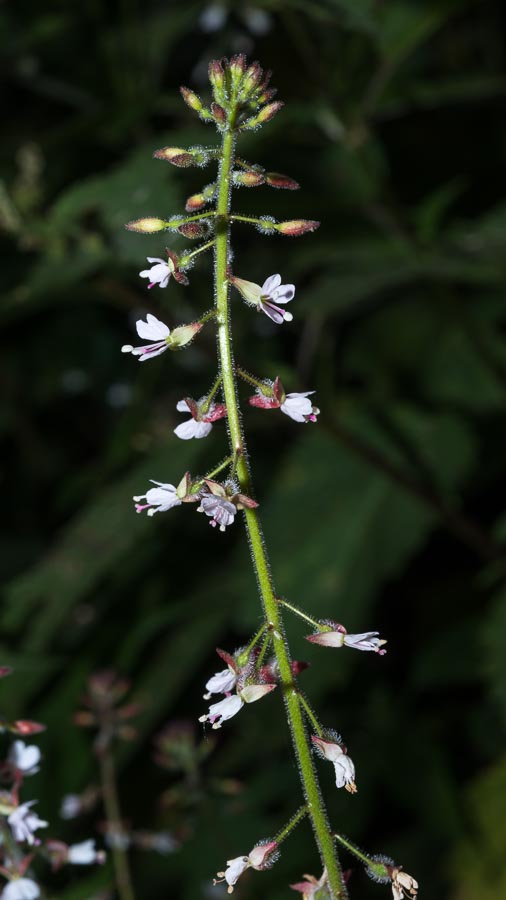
[
  {"xmin": 8, "ymin": 801, "xmax": 48, "ymax": 845},
  {"xmin": 174, "ymin": 400, "xmax": 213, "ymax": 440},
  {"xmin": 133, "ymin": 481, "xmax": 181, "ymax": 516},
  {"xmin": 199, "ymin": 694, "xmax": 243, "ymax": 729},
  {"xmin": 197, "ymin": 495, "xmax": 236, "ymax": 531},
  {"xmin": 121, "ymin": 314, "xmax": 171, "ymax": 361},
  {"xmin": 214, "ymin": 842, "xmax": 278, "ymax": 894},
  {"xmin": 231, "ymin": 274, "xmax": 295, "ymax": 324},
  {"xmin": 306, "ymin": 628, "xmax": 386, "ymax": 654},
  {"xmin": 8, "ymin": 741, "xmax": 41, "ymax": 776},
  {"xmin": 312, "ymin": 735, "xmax": 357, "ymax": 793},
  {"xmin": 281, "ymin": 392, "xmax": 319, "ymax": 423},
  {"xmin": 1, "ymin": 879, "xmax": 40, "ymax": 900},
  {"xmin": 204, "ymin": 668, "xmax": 237, "ymax": 699},
  {"xmin": 139, "ymin": 257, "xmax": 172, "ymax": 289},
  {"xmin": 68, "ymin": 839, "xmax": 101, "ymax": 865}
]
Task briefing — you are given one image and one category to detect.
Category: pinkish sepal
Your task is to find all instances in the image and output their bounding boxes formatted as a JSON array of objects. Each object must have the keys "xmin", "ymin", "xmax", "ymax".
[
  {"xmin": 248, "ymin": 840, "xmax": 278, "ymax": 870},
  {"xmin": 215, "ymin": 647, "xmax": 239, "ymax": 673}
]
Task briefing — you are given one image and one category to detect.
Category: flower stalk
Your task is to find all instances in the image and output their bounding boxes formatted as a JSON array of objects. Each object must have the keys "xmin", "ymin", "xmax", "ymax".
[{"xmin": 213, "ymin": 109, "xmax": 347, "ymax": 900}]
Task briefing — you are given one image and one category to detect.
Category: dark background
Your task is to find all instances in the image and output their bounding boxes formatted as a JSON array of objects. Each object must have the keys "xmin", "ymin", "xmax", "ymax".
[{"xmin": 2, "ymin": 1, "xmax": 506, "ymax": 898}]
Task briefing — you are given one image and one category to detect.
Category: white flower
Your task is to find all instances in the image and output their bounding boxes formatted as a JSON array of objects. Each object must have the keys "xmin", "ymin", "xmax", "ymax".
[
  {"xmin": 133, "ymin": 481, "xmax": 181, "ymax": 516},
  {"xmin": 139, "ymin": 257, "xmax": 172, "ymax": 289},
  {"xmin": 311, "ymin": 735, "xmax": 357, "ymax": 794},
  {"xmin": 204, "ymin": 668, "xmax": 237, "ymax": 699},
  {"xmin": 8, "ymin": 801, "xmax": 48, "ymax": 845},
  {"xmin": 391, "ymin": 869, "xmax": 418, "ymax": 900},
  {"xmin": 68, "ymin": 839, "xmax": 101, "ymax": 865},
  {"xmin": 281, "ymin": 392, "xmax": 319, "ymax": 423},
  {"xmin": 8, "ymin": 740, "xmax": 41, "ymax": 776},
  {"xmin": 306, "ymin": 627, "xmax": 387, "ymax": 654},
  {"xmin": 215, "ymin": 842, "xmax": 278, "ymax": 893},
  {"xmin": 230, "ymin": 273, "xmax": 295, "ymax": 324},
  {"xmin": 60, "ymin": 794, "xmax": 81, "ymax": 820},
  {"xmin": 199, "ymin": 694, "xmax": 243, "ymax": 729},
  {"xmin": 173, "ymin": 397, "xmax": 227, "ymax": 441},
  {"xmin": 121, "ymin": 314, "xmax": 171, "ymax": 361},
  {"xmin": 197, "ymin": 495, "xmax": 236, "ymax": 531},
  {"xmin": 1, "ymin": 878, "xmax": 40, "ymax": 900}
]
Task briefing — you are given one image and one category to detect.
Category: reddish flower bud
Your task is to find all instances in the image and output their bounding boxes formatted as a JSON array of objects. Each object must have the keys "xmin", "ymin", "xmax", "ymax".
[
  {"xmin": 179, "ymin": 86, "xmax": 203, "ymax": 112},
  {"xmin": 256, "ymin": 101, "xmax": 284, "ymax": 124},
  {"xmin": 125, "ymin": 217, "xmax": 170, "ymax": 233},
  {"xmin": 277, "ymin": 219, "xmax": 320, "ymax": 237},
  {"xmin": 185, "ymin": 193, "xmax": 207, "ymax": 212},
  {"xmin": 233, "ymin": 170, "xmax": 265, "ymax": 187},
  {"xmin": 0, "ymin": 666, "xmax": 13, "ymax": 678},
  {"xmin": 266, "ymin": 172, "xmax": 300, "ymax": 190},
  {"xmin": 211, "ymin": 102, "xmax": 227, "ymax": 126},
  {"xmin": 178, "ymin": 222, "xmax": 207, "ymax": 239},
  {"xmin": 153, "ymin": 147, "xmax": 194, "ymax": 167},
  {"xmin": 10, "ymin": 719, "xmax": 47, "ymax": 735}
]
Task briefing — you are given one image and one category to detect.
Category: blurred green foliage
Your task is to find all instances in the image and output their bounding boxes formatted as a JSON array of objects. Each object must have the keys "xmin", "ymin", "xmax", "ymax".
[{"xmin": 1, "ymin": 1, "xmax": 506, "ymax": 898}]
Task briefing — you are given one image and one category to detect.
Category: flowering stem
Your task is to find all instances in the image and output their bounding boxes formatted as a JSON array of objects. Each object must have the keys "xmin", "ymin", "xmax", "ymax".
[
  {"xmin": 237, "ymin": 367, "xmax": 271, "ymax": 392},
  {"xmin": 214, "ymin": 123, "xmax": 347, "ymax": 900},
  {"xmin": 237, "ymin": 623, "xmax": 268, "ymax": 665},
  {"xmin": 198, "ymin": 309, "xmax": 218, "ymax": 326},
  {"xmin": 298, "ymin": 693, "xmax": 323, "ymax": 737},
  {"xmin": 97, "ymin": 745, "xmax": 135, "ymax": 900},
  {"xmin": 278, "ymin": 597, "xmax": 322, "ymax": 629},
  {"xmin": 274, "ymin": 805, "xmax": 308, "ymax": 844},
  {"xmin": 183, "ymin": 238, "xmax": 215, "ymax": 261},
  {"xmin": 333, "ymin": 833, "xmax": 370, "ymax": 866}
]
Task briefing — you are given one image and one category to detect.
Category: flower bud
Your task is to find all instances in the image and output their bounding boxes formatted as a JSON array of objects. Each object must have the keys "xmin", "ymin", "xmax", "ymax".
[
  {"xmin": 211, "ymin": 102, "xmax": 227, "ymax": 126},
  {"xmin": 178, "ymin": 222, "xmax": 207, "ymax": 239},
  {"xmin": 9, "ymin": 719, "xmax": 46, "ymax": 735},
  {"xmin": 255, "ymin": 101, "xmax": 284, "ymax": 124},
  {"xmin": 241, "ymin": 61, "xmax": 263, "ymax": 96},
  {"xmin": 228, "ymin": 54, "xmax": 246, "ymax": 87},
  {"xmin": 180, "ymin": 86, "xmax": 203, "ymax": 112},
  {"xmin": 153, "ymin": 147, "xmax": 194, "ymax": 167},
  {"xmin": 185, "ymin": 193, "xmax": 207, "ymax": 212},
  {"xmin": 248, "ymin": 840, "xmax": 278, "ymax": 870},
  {"xmin": 276, "ymin": 219, "xmax": 320, "ymax": 236},
  {"xmin": 233, "ymin": 170, "xmax": 265, "ymax": 187},
  {"xmin": 208, "ymin": 59, "xmax": 227, "ymax": 104},
  {"xmin": 266, "ymin": 172, "xmax": 300, "ymax": 190},
  {"xmin": 125, "ymin": 217, "xmax": 170, "ymax": 233},
  {"xmin": 168, "ymin": 322, "xmax": 203, "ymax": 349}
]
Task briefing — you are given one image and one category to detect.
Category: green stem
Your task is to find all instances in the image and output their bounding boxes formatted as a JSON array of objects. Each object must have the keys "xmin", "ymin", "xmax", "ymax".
[
  {"xmin": 170, "ymin": 211, "xmax": 217, "ymax": 228},
  {"xmin": 333, "ymin": 833, "xmax": 370, "ymax": 866},
  {"xmin": 274, "ymin": 805, "xmax": 308, "ymax": 844},
  {"xmin": 214, "ymin": 125, "xmax": 346, "ymax": 900},
  {"xmin": 279, "ymin": 597, "xmax": 322, "ymax": 629},
  {"xmin": 298, "ymin": 692, "xmax": 323, "ymax": 737},
  {"xmin": 256, "ymin": 632, "xmax": 272, "ymax": 668},
  {"xmin": 182, "ymin": 238, "xmax": 216, "ymax": 263},
  {"xmin": 237, "ymin": 623, "xmax": 267, "ymax": 665},
  {"xmin": 199, "ymin": 309, "xmax": 218, "ymax": 326},
  {"xmin": 97, "ymin": 745, "xmax": 135, "ymax": 900},
  {"xmin": 230, "ymin": 213, "xmax": 268, "ymax": 226},
  {"xmin": 237, "ymin": 366, "xmax": 272, "ymax": 392},
  {"xmin": 201, "ymin": 374, "xmax": 222, "ymax": 412},
  {"xmin": 194, "ymin": 455, "xmax": 233, "ymax": 489}
]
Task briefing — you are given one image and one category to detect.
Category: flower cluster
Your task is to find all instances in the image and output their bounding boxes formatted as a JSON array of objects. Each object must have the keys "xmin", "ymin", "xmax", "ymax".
[{"xmin": 199, "ymin": 647, "xmax": 276, "ymax": 729}]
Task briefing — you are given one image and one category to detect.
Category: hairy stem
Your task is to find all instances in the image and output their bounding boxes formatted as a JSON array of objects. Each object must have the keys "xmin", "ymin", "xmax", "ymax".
[
  {"xmin": 97, "ymin": 745, "xmax": 135, "ymax": 900},
  {"xmin": 214, "ymin": 125, "xmax": 346, "ymax": 899}
]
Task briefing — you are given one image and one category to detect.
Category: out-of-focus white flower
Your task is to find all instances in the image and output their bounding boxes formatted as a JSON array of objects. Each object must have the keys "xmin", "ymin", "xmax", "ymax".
[
  {"xmin": 312, "ymin": 735, "xmax": 357, "ymax": 794},
  {"xmin": 230, "ymin": 273, "xmax": 295, "ymax": 324},
  {"xmin": 121, "ymin": 314, "xmax": 171, "ymax": 361},
  {"xmin": 280, "ymin": 392, "xmax": 319, "ymax": 423},
  {"xmin": 60, "ymin": 794, "xmax": 81, "ymax": 820},
  {"xmin": 68, "ymin": 839, "xmax": 103, "ymax": 865},
  {"xmin": 199, "ymin": 2, "xmax": 227, "ymax": 31},
  {"xmin": 1, "ymin": 878, "xmax": 40, "ymax": 900},
  {"xmin": 133, "ymin": 481, "xmax": 181, "ymax": 516},
  {"xmin": 8, "ymin": 741, "xmax": 41, "ymax": 776},
  {"xmin": 174, "ymin": 397, "xmax": 227, "ymax": 441},
  {"xmin": 214, "ymin": 841, "xmax": 279, "ymax": 893},
  {"xmin": 8, "ymin": 801, "xmax": 48, "ymax": 845},
  {"xmin": 306, "ymin": 626, "xmax": 387, "ymax": 655},
  {"xmin": 139, "ymin": 257, "xmax": 172, "ymax": 289},
  {"xmin": 204, "ymin": 668, "xmax": 237, "ymax": 699}
]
